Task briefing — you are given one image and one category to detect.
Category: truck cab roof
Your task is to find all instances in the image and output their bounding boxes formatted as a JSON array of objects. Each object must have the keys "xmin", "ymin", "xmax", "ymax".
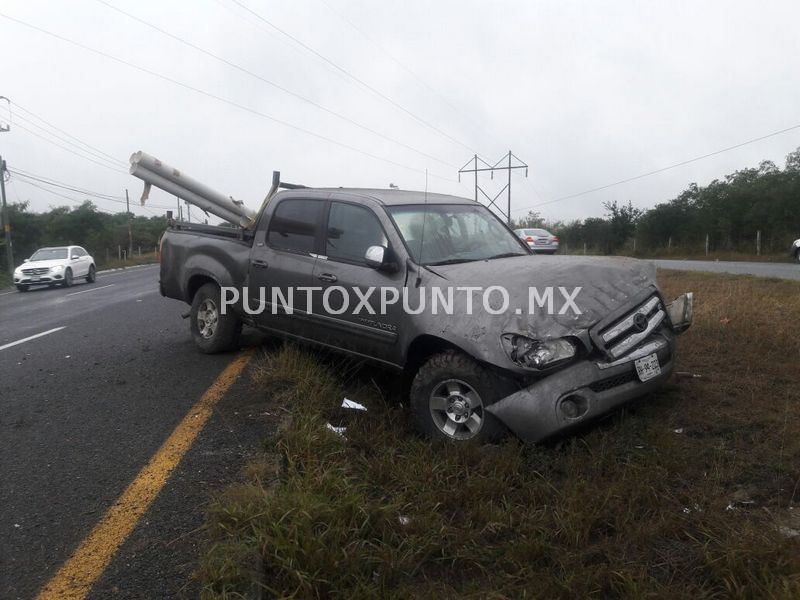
[{"xmin": 277, "ymin": 188, "xmax": 475, "ymax": 207}]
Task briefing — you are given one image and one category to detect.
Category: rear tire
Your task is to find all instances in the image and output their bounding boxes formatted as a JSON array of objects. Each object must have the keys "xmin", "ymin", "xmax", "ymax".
[
  {"xmin": 16, "ymin": 284, "xmax": 28, "ymax": 292},
  {"xmin": 190, "ymin": 282, "xmax": 241, "ymax": 353},
  {"xmin": 86, "ymin": 264, "xmax": 96, "ymax": 283},
  {"xmin": 409, "ymin": 351, "xmax": 515, "ymax": 443},
  {"xmin": 62, "ymin": 268, "xmax": 73, "ymax": 288}
]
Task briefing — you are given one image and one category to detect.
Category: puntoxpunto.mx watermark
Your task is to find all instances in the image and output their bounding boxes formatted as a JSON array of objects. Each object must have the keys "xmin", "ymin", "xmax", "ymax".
[{"xmin": 220, "ymin": 286, "xmax": 583, "ymax": 316}]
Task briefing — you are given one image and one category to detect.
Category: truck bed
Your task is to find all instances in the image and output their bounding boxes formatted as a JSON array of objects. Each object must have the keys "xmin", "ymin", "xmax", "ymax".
[
  {"xmin": 168, "ymin": 221, "xmax": 256, "ymax": 241},
  {"xmin": 159, "ymin": 223, "xmax": 255, "ymax": 303}
]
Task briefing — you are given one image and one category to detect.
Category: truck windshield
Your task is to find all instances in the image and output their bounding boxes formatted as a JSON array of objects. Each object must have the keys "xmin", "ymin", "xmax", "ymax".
[{"xmin": 388, "ymin": 204, "xmax": 527, "ymax": 265}]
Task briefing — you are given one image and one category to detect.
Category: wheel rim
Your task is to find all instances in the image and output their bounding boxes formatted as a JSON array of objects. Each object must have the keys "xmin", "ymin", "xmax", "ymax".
[
  {"xmin": 197, "ymin": 298, "xmax": 219, "ymax": 339},
  {"xmin": 429, "ymin": 378, "xmax": 485, "ymax": 440}
]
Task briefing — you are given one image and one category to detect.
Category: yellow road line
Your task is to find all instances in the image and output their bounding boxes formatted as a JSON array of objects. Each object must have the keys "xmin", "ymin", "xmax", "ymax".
[{"xmin": 37, "ymin": 348, "xmax": 255, "ymax": 600}]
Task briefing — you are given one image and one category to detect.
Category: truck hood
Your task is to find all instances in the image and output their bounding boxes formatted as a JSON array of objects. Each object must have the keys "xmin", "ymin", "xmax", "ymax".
[{"xmin": 420, "ymin": 254, "xmax": 658, "ymax": 343}]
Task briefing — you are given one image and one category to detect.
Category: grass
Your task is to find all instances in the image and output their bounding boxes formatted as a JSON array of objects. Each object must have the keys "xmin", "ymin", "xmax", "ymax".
[
  {"xmin": 562, "ymin": 249, "xmax": 796, "ymax": 263},
  {"xmin": 96, "ymin": 251, "xmax": 158, "ymax": 270},
  {"xmin": 638, "ymin": 250, "xmax": 795, "ymax": 263},
  {"xmin": 198, "ymin": 270, "xmax": 800, "ymax": 598}
]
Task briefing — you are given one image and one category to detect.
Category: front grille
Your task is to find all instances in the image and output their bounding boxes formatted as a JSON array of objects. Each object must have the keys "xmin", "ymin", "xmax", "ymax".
[
  {"xmin": 22, "ymin": 267, "xmax": 49, "ymax": 275},
  {"xmin": 599, "ymin": 296, "xmax": 665, "ymax": 360},
  {"xmin": 589, "ymin": 371, "xmax": 637, "ymax": 392}
]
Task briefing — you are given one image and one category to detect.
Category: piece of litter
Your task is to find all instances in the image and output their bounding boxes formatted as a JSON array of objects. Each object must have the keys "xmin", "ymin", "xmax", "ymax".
[
  {"xmin": 342, "ymin": 398, "xmax": 367, "ymax": 411},
  {"xmin": 326, "ymin": 423, "xmax": 347, "ymax": 437},
  {"xmin": 14, "ymin": 524, "xmax": 20, "ymax": 528},
  {"xmin": 634, "ymin": 445, "xmax": 645, "ymax": 449},
  {"xmin": 778, "ymin": 526, "xmax": 800, "ymax": 538},
  {"xmin": 398, "ymin": 515, "xmax": 411, "ymax": 526},
  {"xmin": 65, "ymin": 355, "xmax": 71, "ymax": 359},
  {"xmin": 725, "ymin": 500, "xmax": 755, "ymax": 511},
  {"xmin": 719, "ymin": 317, "xmax": 731, "ymax": 325},
  {"xmin": 673, "ymin": 428, "xmax": 684, "ymax": 434},
  {"xmin": 675, "ymin": 371, "xmax": 703, "ymax": 378}
]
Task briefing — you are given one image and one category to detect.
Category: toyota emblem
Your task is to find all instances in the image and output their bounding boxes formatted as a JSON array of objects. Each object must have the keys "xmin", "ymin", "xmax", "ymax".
[{"xmin": 632, "ymin": 313, "xmax": 648, "ymax": 333}]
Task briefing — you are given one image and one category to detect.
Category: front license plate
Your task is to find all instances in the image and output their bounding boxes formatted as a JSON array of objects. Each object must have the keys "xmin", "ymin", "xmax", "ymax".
[
  {"xmin": 634, "ymin": 353, "xmax": 661, "ymax": 382},
  {"xmin": 31, "ymin": 276, "xmax": 40, "ymax": 281}
]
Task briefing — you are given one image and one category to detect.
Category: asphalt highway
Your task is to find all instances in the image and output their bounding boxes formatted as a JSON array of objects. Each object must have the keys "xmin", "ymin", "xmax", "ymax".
[{"xmin": 0, "ymin": 265, "xmax": 271, "ymax": 599}]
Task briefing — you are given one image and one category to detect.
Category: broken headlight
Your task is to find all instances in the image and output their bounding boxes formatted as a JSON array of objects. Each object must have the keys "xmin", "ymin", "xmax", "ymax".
[{"xmin": 501, "ymin": 334, "xmax": 576, "ymax": 369}]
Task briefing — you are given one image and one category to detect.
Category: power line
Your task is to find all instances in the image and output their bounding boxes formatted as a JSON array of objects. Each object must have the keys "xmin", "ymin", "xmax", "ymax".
[
  {"xmin": 94, "ymin": 0, "xmax": 457, "ymax": 170},
  {"xmin": 224, "ymin": 0, "xmax": 480, "ymax": 155},
  {"xmin": 512, "ymin": 123, "xmax": 800, "ymax": 214},
  {"xmin": 10, "ymin": 169, "xmax": 124, "ymax": 200},
  {"xmin": 10, "ymin": 112, "xmax": 127, "ymax": 171},
  {"xmin": 0, "ymin": 12, "xmax": 457, "ymax": 182},
  {"xmin": 12, "ymin": 177, "xmax": 118, "ymax": 213},
  {"xmin": 9, "ymin": 169, "xmax": 174, "ymax": 210},
  {"xmin": 9, "ymin": 120, "xmax": 128, "ymax": 174},
  {"xmin": 11, "ymin": 102, "xmax": 127, "ymax": 167},
  {"xmin": 317, "ymin": 0, "xmax": 502, "ymax": 153}
]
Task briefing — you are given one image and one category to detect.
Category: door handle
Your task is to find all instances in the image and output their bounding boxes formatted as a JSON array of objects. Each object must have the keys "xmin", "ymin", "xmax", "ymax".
[
  {"xmin": 317, "ymin": 273, "xmax": 337, "ymax": 283},
  {"xmin": 251, "ymin": 259, "xmax": 268, "ymax": 269}
]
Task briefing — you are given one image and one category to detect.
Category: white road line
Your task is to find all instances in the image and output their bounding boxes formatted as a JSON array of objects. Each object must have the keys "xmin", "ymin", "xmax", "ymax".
[
  {"xmin": 0, "ymin": 326, "xmax": 67, "ymax": 351},
  {"xmin": 67, "ymin": 284, "xmax": 115, "ymax": 296},
  {"xmin": 0, "ymin": 290, "xmax": 16, "ymax": 296}
]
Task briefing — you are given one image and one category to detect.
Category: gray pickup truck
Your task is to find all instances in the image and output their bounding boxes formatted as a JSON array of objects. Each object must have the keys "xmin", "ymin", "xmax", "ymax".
[{"xmin": 159, "ymin": 187, "xmax": 693, "ymax": 443}]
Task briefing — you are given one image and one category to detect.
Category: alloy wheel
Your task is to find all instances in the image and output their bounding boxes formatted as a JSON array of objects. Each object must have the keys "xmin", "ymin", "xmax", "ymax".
[{"xmin": 428, "ymin": 378, "xmax": 485, "ymax": 440}]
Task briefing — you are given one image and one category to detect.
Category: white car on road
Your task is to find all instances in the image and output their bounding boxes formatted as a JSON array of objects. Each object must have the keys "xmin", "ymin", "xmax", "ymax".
[{"xmin": 13, "ymin": 246, "xmax": 96, "ymax": 292}]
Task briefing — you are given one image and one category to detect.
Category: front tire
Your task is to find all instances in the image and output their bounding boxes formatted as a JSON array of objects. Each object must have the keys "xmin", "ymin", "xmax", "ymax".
[
  {"xmin": 190, "ymin": 282, "xmax": 241, "ymax": 353},
  {"xmin": 86, "ymin": 264, "xmax": 96, "ymax": 282},
  {"xmin": 409, "ymin": 351, "xmax": 515, "ymax": 443},
  {"xmin": 62, "ymin": 268, "xmax": 73, "ymax": 287},
  {"xmin": 16, "ymin": 284, "xmax": 28, "ymax": 292}
]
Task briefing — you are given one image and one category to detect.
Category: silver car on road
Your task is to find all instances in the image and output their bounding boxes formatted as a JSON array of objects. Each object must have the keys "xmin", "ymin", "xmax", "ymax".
[{"xmin": 514, "ymin": 228, "xmax": 559, "ymax": 254}]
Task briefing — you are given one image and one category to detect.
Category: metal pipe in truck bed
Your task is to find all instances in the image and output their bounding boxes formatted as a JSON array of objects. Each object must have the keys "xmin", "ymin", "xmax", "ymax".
[{"xmin": 130, "ymin": 151, "xmax": 256, "ymax": 228}]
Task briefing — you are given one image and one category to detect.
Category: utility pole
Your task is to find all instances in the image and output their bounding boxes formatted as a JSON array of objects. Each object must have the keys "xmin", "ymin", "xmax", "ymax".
[
  {"xmin": 176, "ymin": 196, "xmax": 182, "ymax": 221},
  {"xmin": 185, "ymin": 199, "xmax": 191, "ymax": 223},
  {"xmin": 126, "ymin": 188, "xmax": 133, "ymax": 258},
  {"xmin": 0, "ymin": 98, "xmax": 13, "ymax": 273},
  {"xmin": 0, "ymin": 156, "xmax": 13, "ymax": 274},
  {"xmin": 458, "ymin": 151, "xmax": 528, "ymax": 225}
]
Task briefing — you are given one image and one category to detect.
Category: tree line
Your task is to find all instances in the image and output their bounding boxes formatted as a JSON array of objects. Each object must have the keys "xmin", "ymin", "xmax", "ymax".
[
  {"xmin": 513, "ymin": 147, "xmax": 800, "ymax": 256},
  {"xmin": 1, "ymin": 200, "xmax": 167, "ymax": 267},
  {"xmin": 3, "ymin": 147, "xmax": 799, "ymax": 272}
]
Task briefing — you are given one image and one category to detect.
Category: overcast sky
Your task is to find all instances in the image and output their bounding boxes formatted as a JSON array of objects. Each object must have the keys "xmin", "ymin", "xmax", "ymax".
[{"xmin": 1, "ymin": 0, "xmax": 799, "ymax": 223}]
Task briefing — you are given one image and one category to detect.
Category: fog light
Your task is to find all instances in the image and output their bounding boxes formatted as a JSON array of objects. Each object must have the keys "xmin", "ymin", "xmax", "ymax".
[{"xmin": 560, "ymin": 395, "xmax": 588, "ymax": 420}]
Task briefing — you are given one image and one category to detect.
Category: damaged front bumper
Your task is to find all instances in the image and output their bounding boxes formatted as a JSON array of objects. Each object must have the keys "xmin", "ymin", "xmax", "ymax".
[{"xmin": 488, "ymin": 293, "xmax": 693, "ymax": 442}]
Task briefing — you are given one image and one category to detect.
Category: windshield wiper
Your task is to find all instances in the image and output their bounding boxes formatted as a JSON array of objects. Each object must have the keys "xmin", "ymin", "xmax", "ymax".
[
  {"xmin": 485, "ymin": 252, "xmax": 527, "ymax": 260},
  {"xmin": 425, "ymin": 258, "xmax": 477, "ymax": 266}
]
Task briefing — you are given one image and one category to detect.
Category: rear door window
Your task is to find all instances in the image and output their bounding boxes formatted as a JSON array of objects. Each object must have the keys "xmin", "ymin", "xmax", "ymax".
[{"xmin": 267, "ymin": 199, "xmax": 324, "ymax": 254}]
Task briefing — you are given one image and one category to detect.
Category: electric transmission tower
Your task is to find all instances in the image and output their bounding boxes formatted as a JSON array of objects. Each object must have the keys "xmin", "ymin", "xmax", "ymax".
[{"xmin": 458, "ymin": 151, "xmax": 528, "ymax": 225}]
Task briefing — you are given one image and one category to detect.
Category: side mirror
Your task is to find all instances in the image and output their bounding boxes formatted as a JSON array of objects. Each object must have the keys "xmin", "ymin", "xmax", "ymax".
[
  {"xmin": 23, "ymin": 258, "xmax": 29, "ymax": 263},
  {"xmin": 365, "ymin": 245, "xmax": 385, "ymax": 268},
  {"xmin": 71, "ymin": 255, "xmax": 79, "ymax": 260},
  {"xmin": 364, "ymin": 245, "xmax": 397, "ymax": 272}
]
